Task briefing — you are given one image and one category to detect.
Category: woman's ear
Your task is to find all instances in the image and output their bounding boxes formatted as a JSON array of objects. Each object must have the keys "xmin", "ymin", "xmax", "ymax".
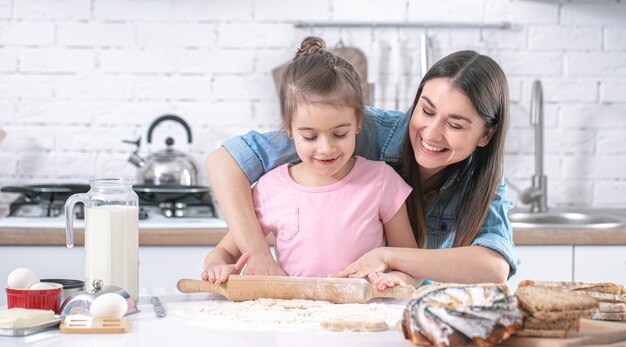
[
  {"xmin": 478, "ymin": 126, "xmax": 496, "ymax": 147},
  {"xmin": 356, "ymin": 119, "xmax": 363, "ymax": 133}
]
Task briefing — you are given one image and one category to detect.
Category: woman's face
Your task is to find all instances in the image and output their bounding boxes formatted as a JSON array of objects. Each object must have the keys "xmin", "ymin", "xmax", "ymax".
[{"xmin": 409, "ymin": 77, "xmax": 495, "ymax": 182}]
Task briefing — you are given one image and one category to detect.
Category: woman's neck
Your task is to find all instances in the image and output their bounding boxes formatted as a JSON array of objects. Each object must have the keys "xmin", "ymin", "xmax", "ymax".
[{"xmin": 419, "ymin": 166, "xmax": 445, "ymax": 191}]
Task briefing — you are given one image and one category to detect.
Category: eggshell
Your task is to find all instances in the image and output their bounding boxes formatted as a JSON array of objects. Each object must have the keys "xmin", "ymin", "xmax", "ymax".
[
  {"xmin": 29, "ymin": 282, "xmax": 55, "ymax": 290},
  {"xmin": 90, "ymin": 293, "xmax": 128, "ymax": 318},
  {"xmin": 7, "ymin": 268, "xmax": 40, "ymax": 289}
]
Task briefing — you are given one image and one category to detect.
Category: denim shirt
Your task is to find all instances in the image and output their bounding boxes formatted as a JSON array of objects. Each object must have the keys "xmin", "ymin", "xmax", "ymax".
[{"xmin": 223, "ymin": 106, "xmax": 517, "ymax": 278}]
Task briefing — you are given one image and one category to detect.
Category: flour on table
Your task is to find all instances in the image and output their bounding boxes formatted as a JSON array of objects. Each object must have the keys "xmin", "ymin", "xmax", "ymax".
[{"xmin": 168, "ymin": 298, "xmax": 404, "ymax": 332}]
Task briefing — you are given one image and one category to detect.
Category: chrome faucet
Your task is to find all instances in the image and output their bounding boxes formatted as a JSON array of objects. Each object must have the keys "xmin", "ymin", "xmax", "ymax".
[{"xmin": 520, "ymin": 80, "xmax": 548, "ymax": 213}]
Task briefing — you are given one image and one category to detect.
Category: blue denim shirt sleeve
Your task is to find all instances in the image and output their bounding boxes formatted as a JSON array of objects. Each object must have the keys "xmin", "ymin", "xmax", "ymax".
[
  {"xmin": 470, "ymin": 179, "xmax": 518, "ymax": 279},
  {"xmin": 222, "ymin": 131, "xmax": 299, "ymax": 184},
  {"xmin": 222, "ymin": 106, "xmax": 410, "ymax": 183}
]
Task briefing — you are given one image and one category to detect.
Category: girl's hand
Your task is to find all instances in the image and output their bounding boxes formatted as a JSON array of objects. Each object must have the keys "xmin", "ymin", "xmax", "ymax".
[
  {"xmin": 201, "ymin": 253, "xmax": 250, "ymax": 285},
  {"xmin": 331, "ymin": 248, "xmax": 389, "ymax": 279},
  {"xmin": 242, "ymin": 252, "xmax": 287, "ymax": 276},
  {"xmin": 367, "ymin": 271, "xmax": 422, "ymax": 291}
]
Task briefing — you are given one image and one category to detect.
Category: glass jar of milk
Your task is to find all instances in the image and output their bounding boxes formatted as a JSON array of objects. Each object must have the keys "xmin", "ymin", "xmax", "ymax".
[{"xmin": 65, "ymin": 178, "xmax": 139, "ymax": 301}]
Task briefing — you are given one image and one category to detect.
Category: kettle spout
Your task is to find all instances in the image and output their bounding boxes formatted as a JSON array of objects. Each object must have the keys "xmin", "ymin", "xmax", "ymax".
[{"xmin": 128, "ymin": 152, "xmax": 145, "ymax": 168}]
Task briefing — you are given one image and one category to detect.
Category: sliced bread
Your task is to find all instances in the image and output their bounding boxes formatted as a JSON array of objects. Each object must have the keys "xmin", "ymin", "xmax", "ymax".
[
  {"xmin": 514, "ymin": 328, "xmax": 568, "ymax": 338},
  {"xmin": 524, "ymin": 316, "xmax": 580, "ymax": 331},
  {"xmin": 515, "ymin": 286, "xmax": 598, "ymax": 313},
  {"xmin": 590, "ymin": 312, "xmax": 626, "ymax": 321},
  {"xmin": 518, "ymin": 280, "xmax": 625, "ymax": 295},
  {"xmin": 595, "ymin": 302, "xmax": 626, "ymax": 313}
]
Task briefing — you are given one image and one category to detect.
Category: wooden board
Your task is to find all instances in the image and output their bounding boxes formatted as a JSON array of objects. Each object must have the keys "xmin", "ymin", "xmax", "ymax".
[
  {"xmin": 270, "ymin": 45, "xmax": 370, "ymax": 105},
  {"xmin": 502, "ymin": 319, "xmax": 626, "ymax": 347},
  {"xmin": 177, "ymin": 275, "xmax": 415, "ymax": 304},
  {"xmin": 60, "ymin": 317, "xmax": 128, "ymax": 334}
]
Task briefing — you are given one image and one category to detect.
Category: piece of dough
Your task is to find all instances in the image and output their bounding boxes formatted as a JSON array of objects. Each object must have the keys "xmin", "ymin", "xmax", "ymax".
[{"xmin": 320, "ymin": 319, "xmax": 388, "ymax": 332}]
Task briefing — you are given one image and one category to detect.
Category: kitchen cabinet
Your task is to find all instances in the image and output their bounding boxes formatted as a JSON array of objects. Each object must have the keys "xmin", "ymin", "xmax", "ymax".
[
  {"xmin": 507, "ymin": 245, "xmax": 573, "ymax": 292},
  {"xmin": 573, "ymin": 245, "xmax": 626, "ymax": 283}
]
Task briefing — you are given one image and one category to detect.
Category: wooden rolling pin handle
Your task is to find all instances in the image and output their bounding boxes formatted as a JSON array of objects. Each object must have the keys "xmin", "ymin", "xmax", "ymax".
[{"xmin": 176, "ymin": 278, "xmax": 229, "ymax": 298}]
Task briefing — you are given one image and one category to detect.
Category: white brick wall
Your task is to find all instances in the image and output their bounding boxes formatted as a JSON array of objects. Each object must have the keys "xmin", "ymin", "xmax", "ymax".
[{"xmin": 0, "ymin": 0, "xmax": 625, "ymax": 209}]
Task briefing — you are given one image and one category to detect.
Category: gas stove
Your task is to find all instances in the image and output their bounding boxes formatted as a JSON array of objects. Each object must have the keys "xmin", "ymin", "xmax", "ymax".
[{"xmin": 1, "ymin": 183, "xmax": 220, "ymax": 224}]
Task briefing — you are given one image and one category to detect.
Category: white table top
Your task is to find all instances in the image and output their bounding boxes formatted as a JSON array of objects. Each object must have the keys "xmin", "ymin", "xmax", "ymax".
[{"xmin": 0, "ymin": 288, "xmax": 411, "ymax": 347}]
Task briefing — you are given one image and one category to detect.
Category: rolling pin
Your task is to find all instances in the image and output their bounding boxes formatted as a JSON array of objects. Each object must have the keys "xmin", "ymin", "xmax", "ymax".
[{"xmin": 177, "ymin": 275, "xmax": 416, "ymax": 304}]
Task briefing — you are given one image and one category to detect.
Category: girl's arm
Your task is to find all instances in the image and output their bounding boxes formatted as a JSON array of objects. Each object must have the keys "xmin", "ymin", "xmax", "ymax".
[
  {"xmin": 201, "ymin": 233, "xmax": 247, "ymax": 285},
  {"xmin": 205, "ymin": 147, "xmax": 286, "ymax": 276},
  {"xmin": 383, "ymin": 203, "xmax": 417, "ymax": 248},
  {"xmin": 376, "ymin": 203, "xmax": 421, "ymax": 288}
]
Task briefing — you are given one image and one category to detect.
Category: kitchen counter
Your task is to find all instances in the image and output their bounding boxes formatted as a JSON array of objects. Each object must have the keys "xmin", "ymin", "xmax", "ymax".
[
  {"xmin": 1, "ymin": 220, "xmax": 626, "ymax": 246},
  {"xmin": 2, "ymin": 206, "xmax": 626, "ymax": 246},
  {"xmin": 0, "ymin": 216, "xmax": 228, "ymax": 246},
  {"xmin": 0, "ymin": 289, "xmax": 411, "ymax": 347}
]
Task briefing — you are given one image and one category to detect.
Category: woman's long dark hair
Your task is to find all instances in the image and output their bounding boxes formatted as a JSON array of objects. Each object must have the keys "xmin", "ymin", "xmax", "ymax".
[{"xmin": 397, "ymin": 50, "xmax": 509, "ymax": 248}]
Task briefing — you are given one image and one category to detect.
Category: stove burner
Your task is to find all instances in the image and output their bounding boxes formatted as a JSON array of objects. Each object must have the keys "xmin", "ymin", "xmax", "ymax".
[{"xmin": 3, "ymin": 184, "xmax": 217, "ymax": 219}]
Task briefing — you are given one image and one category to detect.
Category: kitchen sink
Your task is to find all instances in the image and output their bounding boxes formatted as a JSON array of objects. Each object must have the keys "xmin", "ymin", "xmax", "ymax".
[{"xmin": 508, "ymin": 209, "xmax": 626, "ymax": 229}]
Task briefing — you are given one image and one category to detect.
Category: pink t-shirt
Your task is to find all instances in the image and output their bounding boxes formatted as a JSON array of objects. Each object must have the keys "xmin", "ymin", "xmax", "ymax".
[{"xmin": 252, "ymin": 156, "xmax": 412, "ymax": 277}]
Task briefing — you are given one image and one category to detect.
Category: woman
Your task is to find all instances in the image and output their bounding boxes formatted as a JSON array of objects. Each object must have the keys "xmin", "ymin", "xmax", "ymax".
[{"xmin": 204, "ymin": 50, "xmax": 515, "ymax": 284}]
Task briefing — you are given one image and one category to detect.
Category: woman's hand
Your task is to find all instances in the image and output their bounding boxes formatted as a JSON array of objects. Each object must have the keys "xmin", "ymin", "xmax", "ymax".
[
  {"xmin": 201, "ymin": 253, "xmax": 250, "ymax": 285},
  {"xmin": 331, "ymin": 248, "xmax": 389, "ymax": 279},
  {"xmin": 368, "ymin": 271, "xmax": 422, "ymax": 290}
]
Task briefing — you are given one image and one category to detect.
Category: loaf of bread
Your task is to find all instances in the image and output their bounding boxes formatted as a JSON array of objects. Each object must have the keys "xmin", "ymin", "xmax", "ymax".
[{"xmin": 402, "ymin": 283, "xmax": 523, "ymax": 347}]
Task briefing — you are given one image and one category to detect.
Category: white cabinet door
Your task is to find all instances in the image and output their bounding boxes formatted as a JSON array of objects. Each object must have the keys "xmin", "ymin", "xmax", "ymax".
[
  {"xmin": 139, "ymin": 246, "xmax": 214, "ymax": 290},
  {"xmin": 507, "ymin": 245, "xmax": 573, "ymax": 292},
  {"xmin": 573, "ymin": 246, "xmax": 626, "ymax": 283}
]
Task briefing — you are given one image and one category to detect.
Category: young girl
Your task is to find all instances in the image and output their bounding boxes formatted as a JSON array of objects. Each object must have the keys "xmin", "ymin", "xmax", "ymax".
[
  {"xmin": 202, "ymin": 37, "xmax": 419, "ymax": 287},
  {"xmin": 205, "ymin": 49, "xmax": 516, "ymax": 287}
]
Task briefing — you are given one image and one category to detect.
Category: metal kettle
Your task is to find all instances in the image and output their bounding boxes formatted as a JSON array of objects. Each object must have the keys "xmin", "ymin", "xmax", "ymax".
[{"xmin": 124, "ymin": 115, "xmax": 198, "ymax": 186}]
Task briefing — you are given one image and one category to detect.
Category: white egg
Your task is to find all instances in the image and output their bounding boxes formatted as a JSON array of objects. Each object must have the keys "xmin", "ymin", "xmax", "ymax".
[
  {"xmin": 7, "ymin": 268, "xmax": 40, "ymax": 289},
  {"xmin": 29, "ymin": 282, "xmax": 55, "ymax": 290},
  {"xmin": 90, "ymin": 293, "xmax": 128, "ymax": 318}
]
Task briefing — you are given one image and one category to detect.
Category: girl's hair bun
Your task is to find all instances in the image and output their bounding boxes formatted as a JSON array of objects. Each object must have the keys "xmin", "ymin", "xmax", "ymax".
[{"xmin": 295, "ymin": 36, "xmax": 327, "ymax": 60}]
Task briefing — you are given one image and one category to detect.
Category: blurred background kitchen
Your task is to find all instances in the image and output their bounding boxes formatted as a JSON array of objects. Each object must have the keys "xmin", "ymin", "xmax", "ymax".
[
  {"xmin": 0, "ymin": 0, "xmax": 624, "ymax": 209},
  {"xmin": 1, "ymin": 1, "xmax": 626, "ymax": 304}
]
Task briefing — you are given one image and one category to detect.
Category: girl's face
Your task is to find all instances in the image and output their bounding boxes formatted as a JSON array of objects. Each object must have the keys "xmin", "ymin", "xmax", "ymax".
[
  {"xmin": 289, "ymin": 104, "xmax": 360, "ymax": 185},
  {"xmin": 409, "ymin": 77, "xmax": 495, "ymax": 182}
]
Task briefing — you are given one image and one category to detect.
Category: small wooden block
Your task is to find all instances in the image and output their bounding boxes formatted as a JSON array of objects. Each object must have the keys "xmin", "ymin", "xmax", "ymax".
[{"xmin": 60, "ymin": 317, "xmax": 129, "ymax": 334}]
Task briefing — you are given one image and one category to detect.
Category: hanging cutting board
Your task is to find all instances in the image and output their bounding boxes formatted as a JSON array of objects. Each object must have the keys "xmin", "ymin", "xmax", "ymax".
[
  {"xmin": 177, "ymin": 275, "xmax": 414, "ymax": 304},
  {"xmin": 271, "ymin": 44, "xmax": 370, "ymax": 105},
  {"xmin": 502, "ymin": 319, "xmax": 626, "ymax": 347}
]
